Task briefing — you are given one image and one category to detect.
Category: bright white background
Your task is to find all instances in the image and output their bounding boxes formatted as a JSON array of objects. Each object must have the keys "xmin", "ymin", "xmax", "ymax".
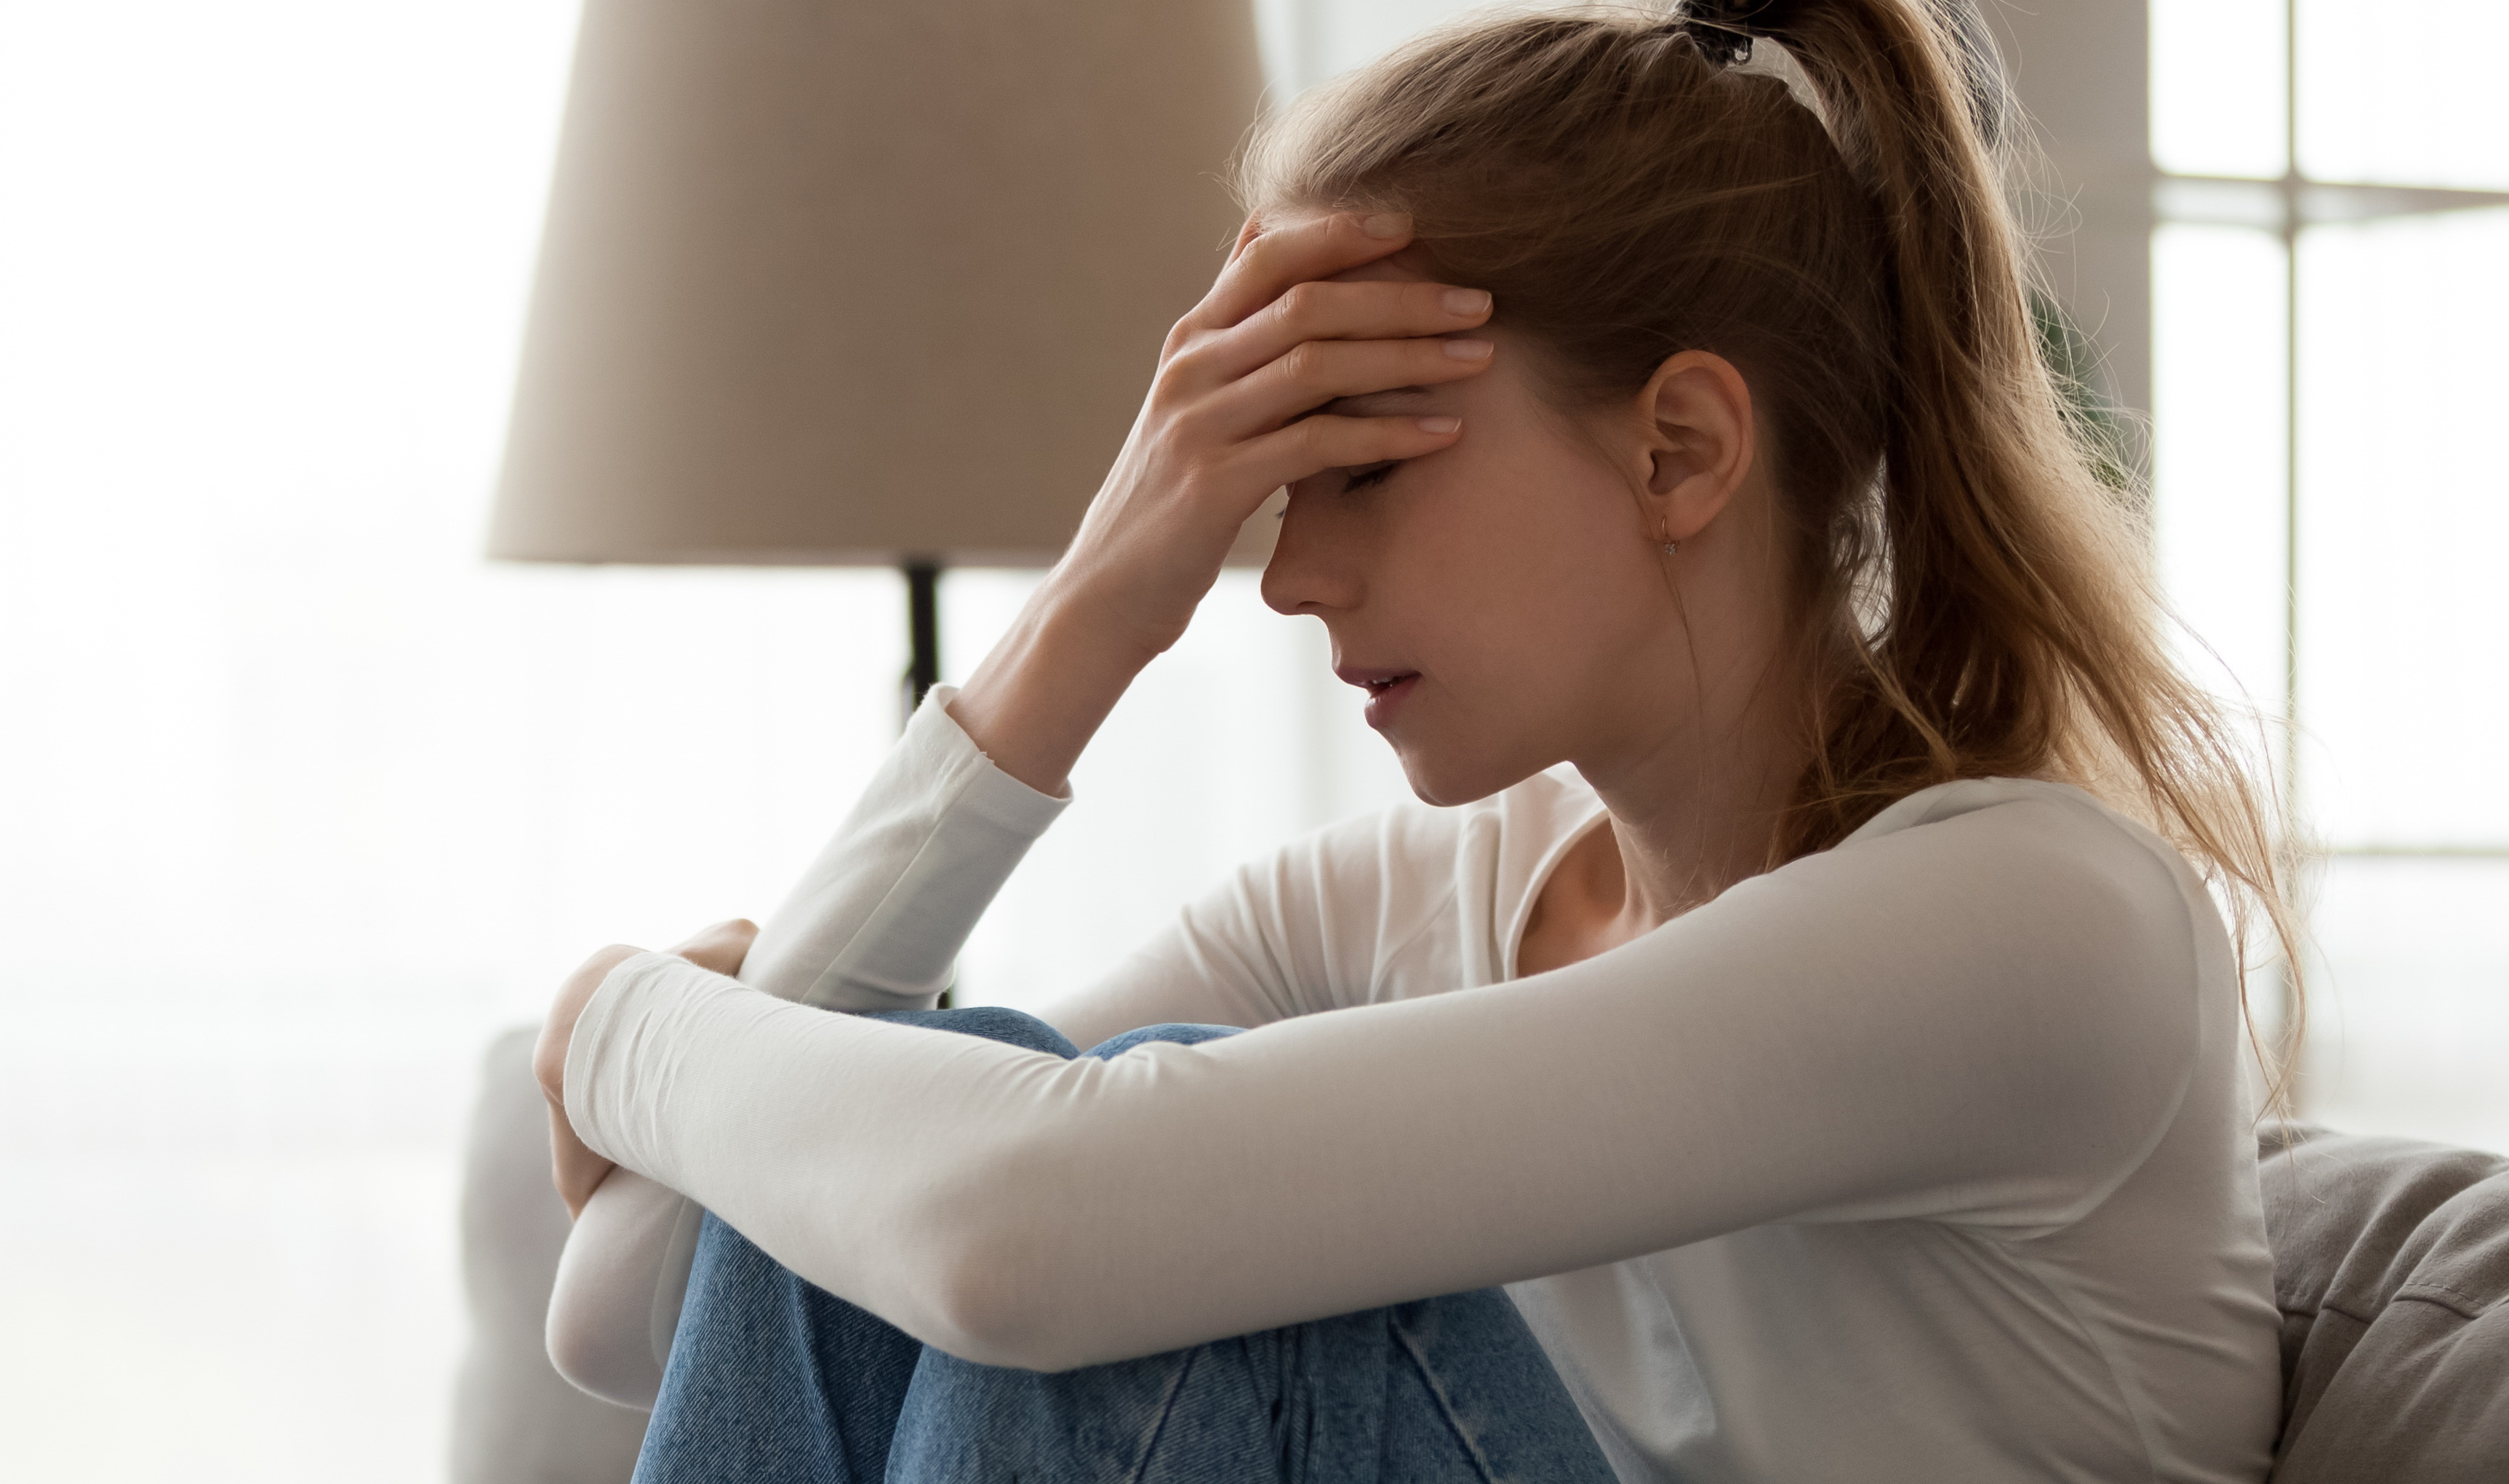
[
  {"xmin": 1, "ymin": 1, "xmax": 2501, "ymax": 1479},
  {"xmin": 0, "ymin": 5, "xmax": 1419, "ymax": 1477},
  {"xmin": 2147, "ymin": 0, "xmax": 2509, "ymax": 1152}
]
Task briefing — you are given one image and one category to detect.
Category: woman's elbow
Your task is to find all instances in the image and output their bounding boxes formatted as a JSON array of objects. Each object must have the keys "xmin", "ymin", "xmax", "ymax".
[
  {"xmin": 889, "ymin": 1219, "xmax": 1083, "ymax": 1371},
  {"xmin": 889, "ymin": 1163, "xmax": 1111, "ymax": 1373},
  {"xmin": 544, "ymin": 1290, "xmax": 665, "ymax": 1411}
]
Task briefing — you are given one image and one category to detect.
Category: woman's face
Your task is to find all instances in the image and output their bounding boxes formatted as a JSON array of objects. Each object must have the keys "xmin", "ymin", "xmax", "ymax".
[{"xmin": 1260, "ymin": 262, "xmax": 1732, "ymax": 806}]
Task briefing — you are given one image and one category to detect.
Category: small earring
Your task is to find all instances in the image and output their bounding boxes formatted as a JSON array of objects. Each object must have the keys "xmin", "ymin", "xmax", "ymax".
[{"xmin": 1660, "ymin": 540, "xmax": 1680, "ymax": 557}]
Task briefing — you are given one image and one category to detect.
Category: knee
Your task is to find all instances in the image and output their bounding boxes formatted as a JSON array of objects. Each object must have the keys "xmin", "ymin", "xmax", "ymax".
[
  {"xmin": 861, "ymin": 1004, "xmax": 1080, "ymax": 1058},
  {"xmin": 1084, "ymin": 1022, "xmax": 1244, "ymax": 1061},
  {"xmin": 672, "ymin": 1208, "xmax": 806, "ymax": 1336}
]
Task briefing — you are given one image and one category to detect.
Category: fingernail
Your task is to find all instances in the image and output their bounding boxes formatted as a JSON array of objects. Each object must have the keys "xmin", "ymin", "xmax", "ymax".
[
  {"xmin": 1442, "ymin": 288, "xmax": 1491, "ymax": 316},
  {"xmin": 1442, "ymin": 338, "xmax": 1494, "ymax": 361},
  {"xmin": 1417, "ymin": 416, "xmax": 1462, "ymax": 433},
  {"xmin": 1361, "ymin": 212, "xmax": 1411, "ymax": 239}
]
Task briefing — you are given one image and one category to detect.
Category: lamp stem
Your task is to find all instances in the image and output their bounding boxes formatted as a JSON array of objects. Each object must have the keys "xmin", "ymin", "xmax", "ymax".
[
  {"xmin": 902, "ymin": 559, "xmax": 942, "ymax": 724},
  {"xmin": 901, "ymin": 558, "xmax": 948, "ymax": 1006}
]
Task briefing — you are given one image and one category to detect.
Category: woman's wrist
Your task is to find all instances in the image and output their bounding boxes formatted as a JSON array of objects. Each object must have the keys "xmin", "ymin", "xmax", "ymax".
[{"xmin": 947, "ymin": 577, "xmax": 1163, "ymax": 797}]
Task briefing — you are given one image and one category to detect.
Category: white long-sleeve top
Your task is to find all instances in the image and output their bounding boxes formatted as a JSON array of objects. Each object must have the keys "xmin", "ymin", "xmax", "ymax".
[{"xmin": 554, "ymin": 690, "xmax": 2282, "ymax": 1483}]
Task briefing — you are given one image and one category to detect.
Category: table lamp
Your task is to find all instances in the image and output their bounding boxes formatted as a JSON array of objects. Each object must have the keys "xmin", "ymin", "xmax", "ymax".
[{"xmin": 487, "ymin": 0, "xmax": 1268, "ymax": 713}]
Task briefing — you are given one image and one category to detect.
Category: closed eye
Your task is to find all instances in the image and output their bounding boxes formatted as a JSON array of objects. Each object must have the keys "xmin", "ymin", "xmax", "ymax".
[{"xmin": 1341, "ymin": 461, "xmax": 1399, "ymax": 493}]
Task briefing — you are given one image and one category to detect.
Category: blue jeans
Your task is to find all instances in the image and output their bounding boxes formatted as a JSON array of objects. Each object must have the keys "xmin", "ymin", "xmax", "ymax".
[{"xmin": 632, "ymin": 1006, "xmax": 1617, "ymax": 1483}]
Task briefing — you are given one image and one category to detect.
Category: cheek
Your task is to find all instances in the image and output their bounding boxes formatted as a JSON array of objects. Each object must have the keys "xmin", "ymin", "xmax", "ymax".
[{"xmin": 1401, "ymin": 457, "xmax": 1668, "ymax": 694}]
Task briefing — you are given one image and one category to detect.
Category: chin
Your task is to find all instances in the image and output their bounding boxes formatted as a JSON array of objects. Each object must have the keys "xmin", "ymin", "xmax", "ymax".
[{"xmin": 1388, "ymin": 737, "xmax": 1542, "ymax": 810}]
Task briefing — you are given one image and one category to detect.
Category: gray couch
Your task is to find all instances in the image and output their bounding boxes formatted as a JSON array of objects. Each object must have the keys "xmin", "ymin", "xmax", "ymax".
[
  {"xmin": 2259, "ymin": 1124, "xmax": 2509, "ymax": 1480},
  {"xmin": 448, "ymin": 1030, "xmax": 2509, "ymax": 1480},
  {"xmin": 451, "ymin": 1029, "xmax": 648, "ymax": 1484}
]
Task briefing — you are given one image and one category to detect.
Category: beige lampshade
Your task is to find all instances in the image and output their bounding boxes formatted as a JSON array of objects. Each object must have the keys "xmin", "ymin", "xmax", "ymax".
[{"xmin": 488, "ymin": 0, "xmax": 1270, "ymax": 568}]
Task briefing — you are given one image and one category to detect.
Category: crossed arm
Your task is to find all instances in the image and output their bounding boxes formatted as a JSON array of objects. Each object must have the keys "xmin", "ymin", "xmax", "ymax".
[{"xmin": 545, "ymin": 733, "xmax": 2201, "ymax": 1385}]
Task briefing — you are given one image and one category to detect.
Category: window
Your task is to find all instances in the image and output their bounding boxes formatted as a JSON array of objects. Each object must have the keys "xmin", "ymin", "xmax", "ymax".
[{"xmin": 2151, "ymin": 0, "xmax": 2509, "ymax": 1148}]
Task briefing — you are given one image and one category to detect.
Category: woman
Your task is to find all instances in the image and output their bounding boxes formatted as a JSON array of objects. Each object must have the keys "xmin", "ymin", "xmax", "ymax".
[{"xmin": 535, "ymin": 2, "xmax": 2295, "ymax": 1479}]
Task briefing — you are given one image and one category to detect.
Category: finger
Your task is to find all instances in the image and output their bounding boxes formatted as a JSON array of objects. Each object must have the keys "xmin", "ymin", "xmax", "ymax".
[
  {"xmin": 1225, "ymin": 212, "xmax": 1264, "ymax": 263},
  {"xmin": 1192, "ymin": 335, "xmax": 1494, "ymax": 441},
  {"xmin": 1223, "ymin": 412, "xmax": 1466, "ymax": 494},
  {"xmin": 549, "ymin": 1107, "xmax": 615, "ymax": 1219},
  {"xmin": 668, "ymin": 917, "xmax": 757, "ymax": 951},
  {"xmin": 1177, "ymin": 278, "xmax": 1492, "ymax": 389},
  {"xmin": 537, "ymin": 943, "xmax": 645, "ymax": 1104},
  {"xmin": 669, "ymin": 918, "xmax": 759, "ymax": 975},
  {"xmin": 1193, "ymin": 211, "xmax": 1413, "ymax": 330}
]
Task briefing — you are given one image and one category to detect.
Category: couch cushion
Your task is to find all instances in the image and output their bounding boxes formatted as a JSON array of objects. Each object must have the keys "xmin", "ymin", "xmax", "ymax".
[
  {"xmin": 453, "ymin": 1027, "xmax": 649, "ymax": 1484},
  {"xmin": 2258, "ymin": 1124, "xmax": 2509, "ymax": 1482}
]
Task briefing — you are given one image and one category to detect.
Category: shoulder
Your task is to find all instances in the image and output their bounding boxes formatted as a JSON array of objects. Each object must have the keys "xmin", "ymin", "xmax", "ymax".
[
  {"xmin": 1739, "ymin": 777, "xmax": 2224, "ymax": 1088},
  {"xmin": 1836, "ymin": 777, "xmax": 2213, "ymax": 945},
  {"xmin": 1718, "ymin": 779, "xmax": 2229, "ymax": 1216},
  {"xmin": 1848, "ymin": 775, "xmax": 2172, "ymax": 853}
]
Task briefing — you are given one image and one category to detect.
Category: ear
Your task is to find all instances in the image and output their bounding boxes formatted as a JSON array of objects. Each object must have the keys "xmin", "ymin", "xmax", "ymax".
[{"xmin": 1630, "ymin": 350, "xmax": 1757, "ymax": 546}]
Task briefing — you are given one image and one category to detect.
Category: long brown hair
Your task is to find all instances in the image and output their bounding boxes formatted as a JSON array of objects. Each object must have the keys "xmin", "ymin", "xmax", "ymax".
[{"xmin": 1237, "ymin": 0, "xmax": 2302, "ymax": 1095}]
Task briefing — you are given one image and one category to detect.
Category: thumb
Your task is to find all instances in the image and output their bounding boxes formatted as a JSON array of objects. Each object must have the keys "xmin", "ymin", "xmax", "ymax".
[{"xmin": 671, "ymin": 918, "xmax": 760, "ymax": 976}]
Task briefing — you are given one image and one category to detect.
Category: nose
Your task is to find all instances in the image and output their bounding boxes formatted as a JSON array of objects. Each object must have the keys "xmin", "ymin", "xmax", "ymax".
[{"xmin": 1260, "ymin": 484, "xmax": 1366, "ymax": 617}]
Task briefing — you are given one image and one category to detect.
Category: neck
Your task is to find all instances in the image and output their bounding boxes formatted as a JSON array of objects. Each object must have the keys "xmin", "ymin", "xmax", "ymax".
[{"xmin": 1576, "ymin": 646, "xmax": 1810, "ymax": 930}]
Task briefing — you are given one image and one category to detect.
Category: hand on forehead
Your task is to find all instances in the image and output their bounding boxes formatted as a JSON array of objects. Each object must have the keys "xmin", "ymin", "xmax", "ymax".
[
  {"xmin": 1329, "ymin": 254, "xmax": 1431, "ymax": 285},
  {"xmin": 1239, "ymin": 208, "xmax": 1438, "ymax": 286}
]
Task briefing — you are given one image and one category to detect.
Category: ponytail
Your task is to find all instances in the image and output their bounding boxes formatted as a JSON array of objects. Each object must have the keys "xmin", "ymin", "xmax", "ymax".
[{"xmin": 1240, "ymin": 0, "xmax": 2305, "ymax": 1104}]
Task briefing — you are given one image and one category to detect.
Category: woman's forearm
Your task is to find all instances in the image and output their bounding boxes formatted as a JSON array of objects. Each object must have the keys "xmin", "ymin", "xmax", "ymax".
[
  {"xmin": 546, "ymin": 692, "xmax": 1070, "ymax": 1399},
  {"xmin": 546, "ymin": 1170, "xmax": 699, "ymax": 1409},
  {"xmin": 944, "ymin": 577, "xmax": 1161, "ymax": 799},
  {"xmin": 739, "ymin": 689, "xmax": 1070, "ymax": 1010}
]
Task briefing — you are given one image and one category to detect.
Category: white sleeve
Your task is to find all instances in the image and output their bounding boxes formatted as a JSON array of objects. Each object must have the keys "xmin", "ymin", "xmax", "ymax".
[
  {"xmin": 545, "ymin": 687, "xmax": 1068, "ymax": 1408},
  {"xmin": 565, "ymin": 792, "xmax": 2209, "ymax": 1373}
]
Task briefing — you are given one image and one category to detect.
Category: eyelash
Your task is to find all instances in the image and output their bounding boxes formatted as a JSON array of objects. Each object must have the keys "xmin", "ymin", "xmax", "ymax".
[{"xmin": 1341, "ymin": 461, "xmax": 1398, "ymax": 493}]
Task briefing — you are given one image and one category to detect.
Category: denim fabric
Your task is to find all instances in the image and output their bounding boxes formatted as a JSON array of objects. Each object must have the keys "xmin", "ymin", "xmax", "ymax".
[{"xmin": 633, "ymin": 1007, "xmax": 1617, "ymax": 1484}]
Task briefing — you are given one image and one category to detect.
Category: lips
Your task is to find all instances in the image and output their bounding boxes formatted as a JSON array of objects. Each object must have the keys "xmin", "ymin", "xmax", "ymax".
[{"xmin": 1334, "ymin": 665, "xmax": 1422, "ymax": 727}]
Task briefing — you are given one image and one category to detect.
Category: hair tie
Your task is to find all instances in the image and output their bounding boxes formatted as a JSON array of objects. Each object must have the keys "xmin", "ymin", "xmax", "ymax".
[{"xmin": 1672, "ymin": 1, "xmax": 1788, "ymax": 68}]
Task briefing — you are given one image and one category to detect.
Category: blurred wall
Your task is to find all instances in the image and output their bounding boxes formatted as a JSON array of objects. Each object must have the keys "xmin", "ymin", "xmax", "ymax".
[{"xmin": 1984, "ymin": 0, "xmax": 2155, "ymax": 431}]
